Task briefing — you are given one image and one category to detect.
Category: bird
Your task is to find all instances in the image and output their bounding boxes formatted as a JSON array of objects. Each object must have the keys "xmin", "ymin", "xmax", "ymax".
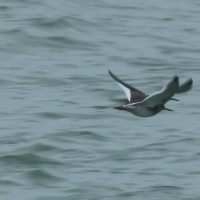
[{"xmin": 108, "ymin": 70, "xmax": 193, "ymax": 117}]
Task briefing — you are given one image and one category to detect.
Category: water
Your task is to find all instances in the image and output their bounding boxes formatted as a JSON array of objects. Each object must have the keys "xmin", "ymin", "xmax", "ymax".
[{"xmin": 0, "ymin": 0, "xmax": 200, "ymax": 199}]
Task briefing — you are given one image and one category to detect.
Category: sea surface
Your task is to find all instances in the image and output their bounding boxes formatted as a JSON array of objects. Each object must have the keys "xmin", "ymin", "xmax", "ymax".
[{"xmin": 0, "ymin": 0, "xmax": 200, "ymax": 199}]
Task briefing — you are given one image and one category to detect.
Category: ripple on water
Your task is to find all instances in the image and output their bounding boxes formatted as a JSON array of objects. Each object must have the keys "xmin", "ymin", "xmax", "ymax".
[
  {"xmin": 0, "ymin": 153, "xmax": 62, "ymax": 166},
  {"xmin": 24, "ymin": 169, "xmax": 63, "ymax": 185},
  {"xmin": 35, "ymin": 112, "xmax": 67, "ymax": 119}
]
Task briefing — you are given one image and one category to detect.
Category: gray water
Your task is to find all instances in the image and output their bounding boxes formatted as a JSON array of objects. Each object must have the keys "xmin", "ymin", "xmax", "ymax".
[{"xmin": 0, "ymin": 0, "xmax": 200, "ymax": 199}]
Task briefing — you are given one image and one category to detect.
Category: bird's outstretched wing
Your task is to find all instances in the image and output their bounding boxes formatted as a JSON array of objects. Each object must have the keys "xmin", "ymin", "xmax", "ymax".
[
  {"xmin": 142, "ymin": 76, "xmax": 179, "ymax": 107},
  {"xmin": 108, "ymin": 70, "xmax": 146, "ymax": 103},
  {"xmin": 177, "ymin": 78, "xmax": 193, "ymax": 93}
]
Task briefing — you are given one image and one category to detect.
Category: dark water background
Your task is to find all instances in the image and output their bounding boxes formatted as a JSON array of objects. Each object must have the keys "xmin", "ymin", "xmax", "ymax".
[{"xmin": 0, "ymin": 0, "xmax": 200, "ymax": 199}]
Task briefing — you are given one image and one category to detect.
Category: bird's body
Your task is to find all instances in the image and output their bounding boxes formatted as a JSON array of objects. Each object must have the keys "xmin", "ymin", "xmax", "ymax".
[
  {"xmin": 121, "ymin": 103, "xmax": 163, "ymax": 118},
  {"xmin": 108, "ymin": 70, "xmax": 193, "ymax": 118}
]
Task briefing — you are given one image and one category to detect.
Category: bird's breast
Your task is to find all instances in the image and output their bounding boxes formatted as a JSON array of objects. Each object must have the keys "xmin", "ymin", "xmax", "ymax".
[{"xmin": 130, "ymin": 105, "xmax": 156, "ymax": 117}]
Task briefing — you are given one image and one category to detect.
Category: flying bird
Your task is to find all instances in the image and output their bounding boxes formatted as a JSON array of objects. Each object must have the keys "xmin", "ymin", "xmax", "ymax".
[{"xmin": 108, "ymin": 70, "xmax": 193, "ymax": 117}]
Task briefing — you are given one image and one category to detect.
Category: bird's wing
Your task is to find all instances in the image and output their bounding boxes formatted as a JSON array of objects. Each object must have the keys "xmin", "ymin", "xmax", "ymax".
[
  {"xmin": 176, "ymin": 78, "xmax": 193, "ymax": 93},
  {"xmin": 141, "ymin": 76, "xmax": 179, "ymax": 107},
  {"xmin": 108, "ymin": 70, "xmax": 146, "ymax": 103}
]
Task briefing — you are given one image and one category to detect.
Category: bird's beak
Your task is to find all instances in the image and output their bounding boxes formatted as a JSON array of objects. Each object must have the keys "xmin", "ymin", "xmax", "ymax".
[{"xmin": 113, "ymin": 106, "xmax": 124, "ymax": 110}]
